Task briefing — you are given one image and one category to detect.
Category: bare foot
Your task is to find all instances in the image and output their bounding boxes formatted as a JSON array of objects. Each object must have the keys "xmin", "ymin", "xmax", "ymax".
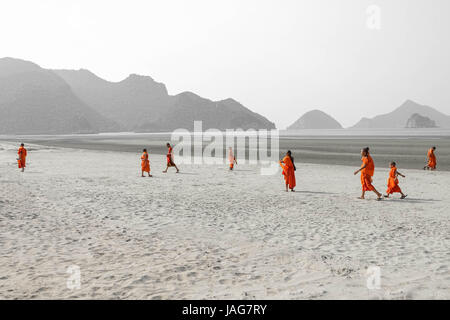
[{"xmin": 357, "ymin": 197, "xmax": 365, "ymax": 200}]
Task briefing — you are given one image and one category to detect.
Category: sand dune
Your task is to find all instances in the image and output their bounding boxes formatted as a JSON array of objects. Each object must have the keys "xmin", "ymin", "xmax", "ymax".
[{"xmin": 0, "ymin": 142, "xmax": 448, "ymax": 299}]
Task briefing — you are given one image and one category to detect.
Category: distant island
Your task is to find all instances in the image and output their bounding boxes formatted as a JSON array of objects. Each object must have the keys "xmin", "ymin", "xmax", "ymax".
[
  {"xmin": 406, "ymin": 113, "xmax": 437, "ymax": 128},
  {"xmin": 351, "ymin": 100, "xmax": 450, "ymax": 129},
  {"xmin": 287, "ymin": 110, "xmax": 342, "ymax": 130},
  {"xmin": 0, "ymin": 57, "xmax": 275, "ymax": 134}
]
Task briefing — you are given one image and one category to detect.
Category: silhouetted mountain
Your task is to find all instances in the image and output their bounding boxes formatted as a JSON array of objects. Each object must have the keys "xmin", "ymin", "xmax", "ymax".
[
  {"xmin": 0, "ymin": 58, "xmax": 119, "ymax": 134},
  {"xmin": 54, "ymin": 69, "xmax": 275, "ymax": 132},
  {"xmin": 352, "ymin": 100, "xmax": 450, "ymax": 129},
  {"xmin": 287, "ymin": 110, "xmax": 342, "ymax": 130},
  {"xmin": 406, "ymin": 113, "xmax": 437, "ymax": 128}
]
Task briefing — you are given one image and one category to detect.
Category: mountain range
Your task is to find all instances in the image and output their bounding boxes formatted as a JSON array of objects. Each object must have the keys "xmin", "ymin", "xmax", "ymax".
[
  {"xmin": 0, "ymin": 58, "xmax": 118, "ymax": 134},
  {"xmin": 2, "ymin": 57, "xmax": 449, "ymax": 134},
  {"xmin": 0, "ymin": 57, "xmax": 275, "ymax": 134}
]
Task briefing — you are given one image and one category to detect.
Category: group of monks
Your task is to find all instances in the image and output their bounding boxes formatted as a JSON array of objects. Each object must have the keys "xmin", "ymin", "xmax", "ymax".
[
  {"xmin": 279, "ymin": 146, "xmax": 438, "ymax": 199},
  {"xmin": 352, "ymin": 146, "xmax": 437, "ymax": 200},
  {"xmin": 353, "ymin": 147, "xmax": 407, "ymax": 200},
  {"xmin": 16, "ymin": 143, "xmax": 438, "ymax": 199},
  {"xmin": 140, "ymin": 145, "xmax": 238, "ymax": 177},
  {"xmin": 140, "ymin": 143, "xmax": 180, "ymax": 177}
]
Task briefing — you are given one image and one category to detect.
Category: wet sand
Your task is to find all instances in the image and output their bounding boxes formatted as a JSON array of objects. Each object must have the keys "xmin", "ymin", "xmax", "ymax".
[{"xmin": 2, "ymin": 130, "xmax": 449, "ymax": 171}]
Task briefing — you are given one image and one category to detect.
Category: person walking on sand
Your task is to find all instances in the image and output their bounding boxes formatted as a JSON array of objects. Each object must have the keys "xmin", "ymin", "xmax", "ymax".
[
  {"xmin": 163, "ymin": 143, "xmax": 179, "ymax": 173},
  {"xmin": 141, "ymin": 149, "xmax": 152, "ymax": 177},
  {"xmin": 354, "ymin": 147, "xmax": 382, "ymax": 200},
  {"xmin": 424, "ymin": 146, "xmax": 437, "ymax": 170},
  {"xmin": 228, "ymin": 147, "xmax": 237, "ymax": 170},
  {"xmin": 280, "ymin": 150, "xmax": 296, "ymax": 192},
  {"xmin": 384, "ymin": 162, "xmax": 407, "ymax": 199},
  {"xmin": 17, "ymin": 143, "xmax": 27, "ymax": 172}
]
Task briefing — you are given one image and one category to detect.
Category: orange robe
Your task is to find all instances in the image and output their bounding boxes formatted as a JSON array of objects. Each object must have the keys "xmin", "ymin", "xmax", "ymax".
[
  {"xmin": 17, "ymin": 146, "xmax": 27, "ymax": 169},
  {"xmin": 361, "ymin": 156, "xmax": 375, "ymax": 191},
  {"xmin": 366, "ymin": 155, "xmax": 375, "ymax": 177},
  {"xmin": 228, "ymin": 149, "xmax": 235, "ymax": 169},
  {"xmin": 280, "ymin": 155, "xmax": 296, "ymax": 189},
  {"xmin": 167, "ymin": 147, "xmax": 175, "ymax": 166},
  {"xmin": 427, "ymin": 149, "xmax": 436, "ymax": 169},
  {"xmin": 141, "ymin": 152, "xmax": 150, "ymax": 173},
  {"xmin": 386, "ymin": 167, "xmax": 402, "ymax": 194}
]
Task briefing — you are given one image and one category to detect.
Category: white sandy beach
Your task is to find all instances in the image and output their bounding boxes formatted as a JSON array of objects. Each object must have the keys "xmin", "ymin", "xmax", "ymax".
[{"xmin": 0, "ymin": 141, "xmax": 449, "ymax": 299}]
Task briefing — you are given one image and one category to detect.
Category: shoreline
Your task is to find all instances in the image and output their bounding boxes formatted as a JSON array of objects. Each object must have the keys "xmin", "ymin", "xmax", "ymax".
[{"xmin": 1, "ymin": 133, "xmax": 448, "ymax": 171}]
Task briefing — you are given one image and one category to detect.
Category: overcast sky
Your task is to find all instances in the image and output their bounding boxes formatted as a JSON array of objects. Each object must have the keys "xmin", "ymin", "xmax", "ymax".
[{"xmin": 1, "ymin": 0, "xmax": 449, "ymax": 128}]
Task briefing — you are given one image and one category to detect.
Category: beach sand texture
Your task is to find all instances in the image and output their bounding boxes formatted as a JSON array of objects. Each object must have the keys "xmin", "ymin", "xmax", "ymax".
[{"xmin": 0, "ymin": 141, "xmax": 448, "ymax": 299}]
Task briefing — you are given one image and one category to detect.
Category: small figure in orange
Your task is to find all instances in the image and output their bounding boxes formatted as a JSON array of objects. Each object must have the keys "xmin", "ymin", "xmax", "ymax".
[
  {"xmin": 228, "ymin": 147, "xmax": 237, "ymax": 170},
  {"xmin": 384, "ymin": 162, "xmax": 406, "ymax": 199},
  {"xmin": 354, "ymin": 147, "xmax": 382, "ymax": 200},
  {"xmin": 424, "ymin": 146, "xmax": 437, "ymax": 170},
  {"xmin": 280, "ymin": 150, "xmax": 296, "ymax": 192},
  {"xmin": 17, "ymin": 143, "xmax": 27, "ymax": 172},
  {"xmin": 163, "ymin": 143, "xmax": 179, "ymax": 173},
  {"xmin": 141, "ymin": 149, "xmax": 152, "ymax": 177}
]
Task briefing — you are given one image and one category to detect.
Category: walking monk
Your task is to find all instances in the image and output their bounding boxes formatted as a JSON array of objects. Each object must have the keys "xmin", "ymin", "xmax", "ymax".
[
  {"xmin": 163, "ymin": 143, "xmax": 179, "ymax": 173},
  {"xmin": 17, "ymin": 143, "xmax": 27, "ymax": 172},
  {"xmin": 354, "ymin": 147, "xmax": 382, "ymax": 200},
  {"xmin": 384, "ymin": 162, "xmax": 407, "ymax": 199},
  {"xmin": 141, "ymin": 149, "xmax": 152, "ymax": 177},
  {"xmin": 280, "ymin": 150, "xmax": 296, "ymax": 192},
  {"xmin": 228, "ymin": 147, "xmax": 237, "ymax": 170},
  {"xmin": 424, "ymin": 146, "xmax": 437, "ymax": 170}
]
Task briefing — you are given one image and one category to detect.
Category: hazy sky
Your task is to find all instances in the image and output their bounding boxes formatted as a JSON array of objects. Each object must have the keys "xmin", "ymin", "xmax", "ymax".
[{"xmin": 1, "ymin": 0, "xmax": 450, "ymax": 128}]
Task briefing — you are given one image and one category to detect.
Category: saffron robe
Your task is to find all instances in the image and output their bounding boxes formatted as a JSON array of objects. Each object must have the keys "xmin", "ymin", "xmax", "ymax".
[
  {"xmin": 141, "ymin": 152, "xmax": 150, "ymax": 172},
  {"xmin": 228, "ymin": 148, "xmax": 235, "ymax": 169},
  {"xmin": 167, "ymin": 147, "xmax": 175, "ymax": 166},
  {"xmin": 17, "ymin": 146, "xmax": 27, "ymax": 168},
  {"xmin": 280, "ymin": 155, "xmax": 296, "ymax": 189},
  {"xmin": 386, "ymin": 167, "xmax": 402, "ymax": 194},
  {"xmin": 427, "ymin": 149, "xmax": 436, "ymax": 169},
  {"xmin": 361, "ymin": 156, "xmax": 375, "ymax": 191}
]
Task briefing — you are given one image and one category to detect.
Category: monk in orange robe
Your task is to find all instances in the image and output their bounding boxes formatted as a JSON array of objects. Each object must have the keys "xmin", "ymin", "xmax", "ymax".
[
  {"xmin": 141, "ymin": 149, "xmax": 152, "ymax": 177},
  {"xmin": 163, "ymin": 143, "xmax": 179, "ymax": 173},
  {"xmin": 384, "ymin": 162, "xmax": 406, "ymax": 199},
  {"xmin": 228, "ymin": 147, "xmax": 237, "ymax": 170},
  {"xmin": 354, "ymin": 147, "xmax": 382, "ymax": 200},
  {"xmin": 280, "ymin": 150, "xmax": 296, "ymax": 192},
  {"xmin": 17, "ymin": 143, "xmax": 27, "ymax": 172},
  {"xmin": 424, "ymin": 146, "xmax": 437, "ymax": 170}
]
